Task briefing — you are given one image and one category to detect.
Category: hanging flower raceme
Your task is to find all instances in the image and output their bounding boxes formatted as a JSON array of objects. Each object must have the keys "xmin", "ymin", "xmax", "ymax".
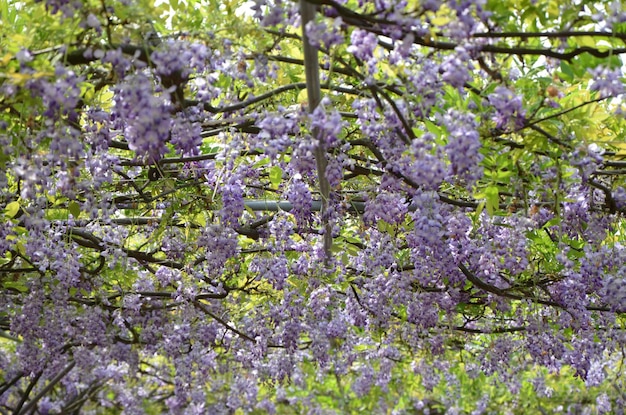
[
  {"xmin": 111, "ymin": 73, "xmax": 172, "ymax": 161},
  {"xmin": 150, "ymin": 40, "xmax": 211, "ymax": 82},
  {"xmin": 588, "ymin": 66, "xmax": 624, "ymax": 98},
  {"xmin": 487, "ymin": 86, "xmax": 526, "ymax": 130}
]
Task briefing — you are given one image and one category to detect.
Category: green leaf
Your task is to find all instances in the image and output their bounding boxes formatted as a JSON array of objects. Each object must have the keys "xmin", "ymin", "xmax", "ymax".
[
  {"xmin": 577, "ymin": 36, "xmax": 597, "ymax": 49},
  {"xmin": 5, "ymin": 201, "xmax": 19, "ymax": 218},
  {"xmin": 185, "ymin": 212, "xmax": 206, "ymax": 227},
  {"xmin": 485, "ymin": 185, "xmax": 499, "ymax": 216},
  {"xmin": 3, "ymin": 281, "xmax": 27, "ymax": 293},
  {"xmin": 68, "ymin": 201, "xmax": 80, "ymax": 218},
  {"xmin": 423, "ymin": 119, "xmax": 442, "ymax": 138},
  {"xmin": 244, "ymin": 204, "xmax": 255, "ymax": 217},
  {"xmin": 253, "ymin": 157, "xmax": 270, "ymax": 168},
  {"xmin": 495, "ymin": 169, "xmax": 513, "ymax": 182},
  {"xmin": 543, "ymin": 217, "xmax": 561, "ymax": 228},
  {"xmin": 269, "ymin": 165, "xmax": 282, "ymax": 189},
  {"xmin": 473, "ymin": 200, "xmax": 485, "ymax": 224},
  {"xmin": 330, "ymin": 241, "xmax": 344, "ymax": 254}
]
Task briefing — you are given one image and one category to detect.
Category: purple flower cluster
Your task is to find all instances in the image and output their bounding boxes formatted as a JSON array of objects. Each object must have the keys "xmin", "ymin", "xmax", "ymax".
[
  {"xmin": 440, "ymin": 46, "xmax": 472, "ymax": 88},
  {"xmin": 446, "ymin": 210, "xmax": 473, "ymax": 263},
  {"xmin": 324, "ymin": 157, "xmax": 343, "ymax": 188},
  {"xmin": 398, "ymin": 134, "xmax": 447, "ymax": 189},
  {"xmin": 389, "ymin": 32, "xmax": 416, "ymax": 64},
  {"xmin": 192, "ymin": 74, "xmax": 223, "ymax": 103},
  {"xmin": 589, "ymin": 66, "xmax": 624, "ymax": 98},
  {"xmin": 290, "ymin": 139, "xmax": 318, "ymax": 177},
  {"xmin": 407, "ymin": 192, "xmax": 462, "ymax": 285},
  {"xmin": 161, "ymin": 229, "xmax": 188, "ymax": 260},
  {"xmin": 445, "ymin": 0, "xmax": 489, "ymax": 39},
  {"xmin": 171, "ymin": 113, "xmax": 202, "ymax": 156},
  {"xmin": 305, "ymin": 18, "xmax": 345, "ymax": 49},
  {"xmin": 442, "ymin": 109, "xmax": 483, "ymax": 183},
  {"xmin": 27, "ymin": 65, "xmax": 82, "ymax": 123},
  {"xmin": 84, "ymin": 13, "xmax": 101, "ymax": 31},
  {"xmin": 83, "ymin": 108, "xmax": 114, "ymax": 152},
  {"xmin": 550, "ymin": 270, "xmax": 590, "ymax": 320},
  {"xmin": 252, "ymin": 54, "xmax": 278, "ymax": 82},
  {"xmin": 0, "ymin": 220, "xmax": 16, "ymax": 256},
  {"xmin": 596, "ymin": 393, "xmax": 612, "ymax": 414},
  {"xmin": 526, "ymin": 330, "xmax": 566, "ymax": 369},
  {"xmin": 613, "ymin": 186, "xmax": 626, "ymax": 210},
  {"xmin": 251, "ymin": 0, "xmax": 298, "ymax": 27},
  {"xmin": 151, "ymin": 40, "xmax": 210, "ymax": 82},
  {"xmin": 352, "ymin": 97, "xmax": 390, "ymax": 141},
  {"xmin": 250, "ymin": 256, "xmax": 289, "ymax": 290},
  {"xmin": 35, "ymin": 0, "xmax": 81, "ymax": 17},
  {"xmin": 561, "ymin": 185, "xmax": 591, "ymax": 237},
  {"xmin": 82, "ymin": 153, "xmax": 117, "ymax": 190},
  {"xmin": 487, "ymin": 86, "xmax": 526, "ymax": 130},
  {"xmin": 309, "ymin": 98, "xmax": 345, "ymax": 149},
  {"xmin": 601, "ymin": 274, "xmax": 626, "ymax": 310},
  {"xmin": 347, "ymin": 29, "xmax": 378, "ymax": 61},
  {"xmin": 255, "ymin": 110, "xmax": 299, "ymax": 160},
  {"xmin": 405, "ymin": 59, "xmax": 442, "ymax": 118},
  {"xmin": 218, "ymin": 170, "xmax": 245, "ymax": 226},
  {"xmin": 5, "ymin": 0, "xmax": 626, "ymax": 411},
  {"xmin": 363, "ymin": 192, "xmax": 408, "ymax": 225},
  {"xmin": 155, "ymin": 267, "xmax": 182, "ymax": 287},
  {"xmin": 286, "ymin": 178, "xmax": 313, "ymax": 227},
  {"xmin": 479, "ymin": 337, "xmax": 516, "ymax": 377},
  {"xmin": 569, "ymin": 144, "xmax": 604, "ymax": 182},
  {"xmin": 100, "ymin": 48, "xmax": 134, "ymax": 78},
  {"xmin": 406, "ymin": 292, "xmax": 440, "ymax": 329},
  {"xmin": 196, "ymin": 225, "xmax": 239, "ymax": 276},
  {"xmin": 592, "ymin": 1, "xmax": 626, "ymax": 30},
  {"xmin": 463, "ymin": 215, "xmax": 530, "ymax": 288},
  {"xmin": 112, "ymin": 74, "xmax": 172, "ymax": 161},
  {"xmin": 353, "ymin": 230, "xmax": 396, "ymax": 278}
]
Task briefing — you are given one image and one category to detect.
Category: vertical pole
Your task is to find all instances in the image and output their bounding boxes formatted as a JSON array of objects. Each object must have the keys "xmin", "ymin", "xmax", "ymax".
[{"xmin": 300, "ymin": 0, "xmax": 333, "ymax": 261}]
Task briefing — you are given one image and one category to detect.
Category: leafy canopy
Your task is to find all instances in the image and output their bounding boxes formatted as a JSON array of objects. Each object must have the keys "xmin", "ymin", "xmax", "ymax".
[{"xmin": 1, "ymin": 0, "xmax": 626, "ymax": 413}]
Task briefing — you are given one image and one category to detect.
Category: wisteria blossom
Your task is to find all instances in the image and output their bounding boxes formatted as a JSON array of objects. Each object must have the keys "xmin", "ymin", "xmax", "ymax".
[{"xmin": 2, "ymin": 0, "xmax": 626, "ymax": 414}]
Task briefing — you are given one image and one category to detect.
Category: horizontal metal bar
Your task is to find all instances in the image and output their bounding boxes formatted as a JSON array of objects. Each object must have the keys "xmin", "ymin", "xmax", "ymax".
[{"xmin": 244, "ymin": 200, "xmax": 366, "ymax": 213}]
